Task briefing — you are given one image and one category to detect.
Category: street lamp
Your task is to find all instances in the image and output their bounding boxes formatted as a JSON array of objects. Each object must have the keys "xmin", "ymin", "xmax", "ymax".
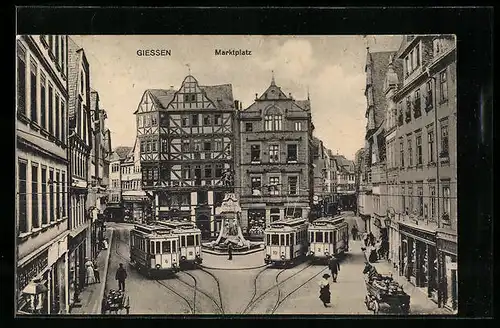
[{"xmin": 425, "ymin": 66, "xmax": 441, "ymax": 229}]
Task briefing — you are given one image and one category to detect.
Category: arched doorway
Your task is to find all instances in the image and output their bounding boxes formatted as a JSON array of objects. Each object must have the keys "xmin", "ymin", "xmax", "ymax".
[{"xmin": 196, "ymin": 214, "xmax": 211, "ymax": 240}]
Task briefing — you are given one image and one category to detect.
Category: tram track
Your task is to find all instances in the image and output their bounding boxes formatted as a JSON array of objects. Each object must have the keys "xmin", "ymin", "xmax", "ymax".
[
  {"xmin": 199, "ymin": 268, "xmax": 225, "ymax": 314},
  {"xmin": 270, "ymin": 265, "xmax": 329, "ymax": 314},
  {"xmin": 241, "ymin": 263, "xmax": 314, "ymax": 314}
]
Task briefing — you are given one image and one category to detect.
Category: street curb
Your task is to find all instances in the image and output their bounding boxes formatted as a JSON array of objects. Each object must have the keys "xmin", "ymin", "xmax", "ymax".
[
  {"xmin": 199, "ymin": 263, "xmax": 269, "ymax": 271},
  {"xmin": 91, "ymin": 229, "xmax": 114, "ymax": 314}
]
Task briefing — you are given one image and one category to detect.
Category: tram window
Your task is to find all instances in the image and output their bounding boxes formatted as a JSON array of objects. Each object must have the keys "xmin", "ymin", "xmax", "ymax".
[
  {"xmin": 151, "ymin": 241, "xmax": 155, "ymax": 254},
  {"xmin": 329, "ymin": 232, "xmax": 333, "ymax": 243},
  {"xmin": 162, "ymin": 241, "xmax": 171, "ymax": 253},
  {"xmin": 286, "ymin": 234, "xmax": 290, "ymax": 246},
  {"xmin": 267, "ymin": 234, "xmax": 271, "ymax": 245},
  {"xmin": 187, "ymin": 235, "xmax": 195, "ymax": 246},
  {"xmin": 181, "ymin": 236, "xmax": 186, "ymax": 247},
  {"xmin": 156, "ymin": 241, "xmax": 161, "ymax": 254},
  {"xmin": 147, "ymin": 241, "xmax": 151, "ymax": 254},
  {"xmin": 316, "ymin": 232, "xmax": 323, "ymax": 242},
  {"xmin": 291, "ymin": 233, "xmax": 295, "ymax": 245},
  {"xmin": 325, "ymin": 232, "xmax": 330, "ymax": 243},
  {"xmin": 310, "ymin": 231, "xmax": 314, "ymax": 243},
  {"xmin": 280, "ymin": 234, "xmax": 284, "ymax": 246},
  {"xmin": 172, "ymin": 240, "xmax": 177, "ymax": 251},
  {"xmin": 271, "ymin": 234, "xmax": 279, "ymax": 246},
  {"xmin": 195, "ymin": 234, "xmax": 200, "ymax": 246}
]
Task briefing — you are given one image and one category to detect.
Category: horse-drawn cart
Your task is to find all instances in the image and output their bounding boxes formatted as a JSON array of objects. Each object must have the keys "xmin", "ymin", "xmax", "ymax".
[
  {"xmin": 101, "ymin": 289, "xmax": 130, "ymax": 315},
  {"xmin": 363, "ymin": 263, "xmax": 410, "ymax": 315}
]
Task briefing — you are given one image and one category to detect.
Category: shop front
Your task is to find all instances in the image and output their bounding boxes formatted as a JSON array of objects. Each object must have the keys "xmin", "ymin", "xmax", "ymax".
[
  {"xmin": 247, "ymin": 208, "xmax": 266, "ymax": 240},
  {"xmin": 17, "ymin": 249, "xmax": 50, "ymax": 314},
  {"xmin": 68, "ymin": 226, "xmax": 88, "ymax": 309},
  {"xmin": 47, "ymin": 234, "xmax": 69, "ymax": 314},
  {"xmin": 399, "ymin": 222, "xmax": 439, "ymax": 303},
  {"xmin": 122, "ymin": 193, "xmax": 149, "ymax": 222},
  {"xmin": 437, "ymin": 230, "xmax": 458, "ymax": 312}
]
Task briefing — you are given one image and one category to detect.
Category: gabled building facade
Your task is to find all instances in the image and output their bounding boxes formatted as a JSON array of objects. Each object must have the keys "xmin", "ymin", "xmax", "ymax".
[
  {"xmin": 106, "ymin": 146, "xmax": 132, "ymax": 221},
  {"xmin": 16, "ymin": 35, "xmax": 70, "ymax": 314},
  {"xmin": 238, "ymin": 77, "xmax": 314, "ymax": 238},
  {"xmin": 134, "ymin": 75, "xmax": 238, "ymax": 239}
]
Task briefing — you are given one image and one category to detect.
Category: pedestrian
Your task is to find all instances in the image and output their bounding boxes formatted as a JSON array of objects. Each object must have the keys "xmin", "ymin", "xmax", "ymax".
[
  {"xmin": 351, "ymin": 225, "xmax": 358, "ymax": 241},
  {"xmin": 368, "ymin": 232, "xmax": 375, "ymax": 246},
  {"xmin": 328, "ymin": 255, "xmax": 340, "ymax": 282},
  {"xmin": 102, "ymin": 238, "xmax": 109, "ymax": 250},
  {"xmin": 362, "ymin": 232, "xmax": 368, "ymax": 247},
  {"xmin": 318, "ymin": 273, "xmax": 331, "ymax": 307},
  {"xmin": 227, "ymin": 243, "xmax": 233, "ymax": 260},
  {"xmin": 115, "ymin": 263, "xmax": 128, "ymax": 291},
  {"xmin": 93, "ymin": 260, "xmax": 101, "ymax": 283},
  {"xmin": 85, "ymin": 258, "xmax": 96, "ymax": 285}
]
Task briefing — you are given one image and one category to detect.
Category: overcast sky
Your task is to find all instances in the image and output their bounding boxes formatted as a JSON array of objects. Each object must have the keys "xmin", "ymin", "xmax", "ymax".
[{"xmin": 71, "ymin": 35, "xmax": 402, "ymax": 160}]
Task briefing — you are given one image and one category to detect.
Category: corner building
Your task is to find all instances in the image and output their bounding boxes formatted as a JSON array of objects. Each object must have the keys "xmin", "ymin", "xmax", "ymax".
[
  {"xmin": 16, "ymin": 35, "xmax": 70, "ymax": 314},
  {"xmin": 135, "ymin": 75, "xmax": 237, "ymax": 239},
  {"xmin": 238, "ymin": 77, "xmax": 313, "ymax": 239}
]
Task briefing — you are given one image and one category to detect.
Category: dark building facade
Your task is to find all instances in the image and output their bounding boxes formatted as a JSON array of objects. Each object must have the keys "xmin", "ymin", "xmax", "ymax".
[
  {"xmin": 135, "ymin": 75, "xmax": 238, "ymax": 239},
  {"xmin": 238, "ymin": 77, "xmax": 314, "ymax": 239}
]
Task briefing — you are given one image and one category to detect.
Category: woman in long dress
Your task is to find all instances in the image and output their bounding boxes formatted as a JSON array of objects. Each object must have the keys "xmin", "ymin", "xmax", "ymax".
[
  {"xmin": 85, "ymin": 258, "xmax": 96, "ymax": 285},
  {"xmin": 319, "ymin": 273, "xmax": 331, "ymax": 307}
]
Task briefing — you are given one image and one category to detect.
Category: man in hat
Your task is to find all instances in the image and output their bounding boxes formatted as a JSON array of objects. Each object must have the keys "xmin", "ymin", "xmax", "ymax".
[
  {"xmin": 115, "ymin": 263, "xmax": 128, "ymax": 291},
  {"xmin": 328, "ymin": 255, "xmax": 340, "ymax": 282},
  {"xmin": 319, "ymin": 273, "xmax": 331, "ymax": 307}
]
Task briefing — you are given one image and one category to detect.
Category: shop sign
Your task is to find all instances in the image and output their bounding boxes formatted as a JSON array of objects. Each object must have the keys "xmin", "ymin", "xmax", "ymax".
[
  {"xmin": 399, "ymin": 224, "xmax": 436, "ymax": 244},
  {"xmin": 18, "ymin": 250, "xmax": 49, "ymax": 292},
  {"xmin": 438, "ymin": 238, "xmax": 457, "ymax": 255}
]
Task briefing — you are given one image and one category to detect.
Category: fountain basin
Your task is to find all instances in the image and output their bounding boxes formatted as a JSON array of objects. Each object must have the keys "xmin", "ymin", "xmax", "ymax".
[{"xmin": 201, "ymin": 242, "xmax": 264, "ymax": 256}]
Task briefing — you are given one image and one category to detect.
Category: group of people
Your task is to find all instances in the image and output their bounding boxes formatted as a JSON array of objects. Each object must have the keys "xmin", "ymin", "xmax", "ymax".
[
  {"xmin": 360, "ymin": 231, "xmax": 388, "ymax": 263},
  {"xmin": 84, "ymin": 258, "xmax": 101, "ymax": 285},
  {"xmin": 318, "ymin": 255, "xmax": 341, "ymax": 307}
]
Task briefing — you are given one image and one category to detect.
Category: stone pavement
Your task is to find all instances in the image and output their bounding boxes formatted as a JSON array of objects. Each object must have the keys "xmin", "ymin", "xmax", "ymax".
[
  {"xmin": 70, "ymin": 229, "xmax": 113, "ymax": 315},
  {"xmin": 200, "ymin": 249, "xmax": 267, "ymax": 270}
]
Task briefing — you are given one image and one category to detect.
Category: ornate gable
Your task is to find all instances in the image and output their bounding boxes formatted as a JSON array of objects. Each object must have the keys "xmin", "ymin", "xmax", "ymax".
[{"xmin": 167, "ymin": 75, "xmax": 217, "ymax": 110}]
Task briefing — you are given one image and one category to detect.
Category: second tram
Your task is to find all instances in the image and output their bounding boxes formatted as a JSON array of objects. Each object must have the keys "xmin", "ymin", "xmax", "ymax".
[
  {"xmin": 130, "ymin": 223, "xmax": 180, "ymax": 277},
  {"xmin": 264, "ymin": 217, "xmax": 309, "ymax": 266},
  {"xmin": 157, "ymin": 220, "xmax": 203, "ymax": 267},
  {"xmin": 308, "ymin": 215, "xmax": 349, "ymax": 261}
]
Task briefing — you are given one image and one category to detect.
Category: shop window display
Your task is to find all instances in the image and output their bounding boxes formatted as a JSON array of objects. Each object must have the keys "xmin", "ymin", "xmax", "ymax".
[{"xmin": 247, "ymin": 209, "xmax": 266, "ymax": 238}]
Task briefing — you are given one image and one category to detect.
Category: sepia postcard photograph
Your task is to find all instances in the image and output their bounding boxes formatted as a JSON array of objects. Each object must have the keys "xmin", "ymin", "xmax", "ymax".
[{"xmin": 14, "ymin": 32, "xmax": 463, "ymax": 317}]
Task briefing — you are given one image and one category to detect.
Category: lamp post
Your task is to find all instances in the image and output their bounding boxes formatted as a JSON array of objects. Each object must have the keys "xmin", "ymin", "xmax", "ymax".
[{"xmin": 426, "ymin": 67, "xmax": 441, "ymax": 229}]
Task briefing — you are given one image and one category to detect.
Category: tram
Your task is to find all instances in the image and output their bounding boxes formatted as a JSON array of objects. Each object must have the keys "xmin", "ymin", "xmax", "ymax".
[
  {"xmin": 156, "ymin": 220, "xmax": 203, "ymax": 267},
  {"xmin": 129, "ymin": 223, "xmax": 180, "ymax": 277},
  {"xmin": 308, "ymin": 215, "xmax": 349, "ymax": 262},
  {"xmin": 264, "ymin": 217, "xmax": 309, "ymax": 266}
]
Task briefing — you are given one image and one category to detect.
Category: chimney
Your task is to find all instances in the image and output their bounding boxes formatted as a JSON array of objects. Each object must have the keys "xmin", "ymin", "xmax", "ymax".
[
  {"xmin": 234, "ymin": 100, "xmax": 239, "ymax": 109},
  {"xmin": 255, "ymin": 93, "xmax": 258, "ymax": 100},
  {"xmin": 239, "ymin": 102, "xmax": 243, "ymax": 110}
]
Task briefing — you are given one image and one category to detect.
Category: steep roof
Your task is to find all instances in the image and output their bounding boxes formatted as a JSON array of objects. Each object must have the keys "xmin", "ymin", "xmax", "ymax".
[
  {"xmin": 114, "ymin": 146, "xmax": 133, "ymax": 160},
  {"xmin": 148, "ymin": 89, "xmax": 177, "ymax": 108}
]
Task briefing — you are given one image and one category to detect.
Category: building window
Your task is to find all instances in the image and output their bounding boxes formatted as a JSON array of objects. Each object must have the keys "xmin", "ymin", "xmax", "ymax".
[
  {"xmin": 182, "ymin": 165, "xmax": 191, "ymax": 179},
  {"xmin": 416, "ymin": 135, "xmax": 423, "ymax": 165},
  {"xmin": 245, "ymin": 122, "xmax": 253, "ymax": 132},
  {"xmin": 414, "ymin": 89, "xmax": 421, "ymax": 118},
  {"xmin": 429, "ymin": 185, "xmax": 436, "ymax": 221},
  {"xmin": 440, "ymin": 70, "xmax": 448, "ymax": 102},
  {"xmin": 151, "ymin": 141, "xmax": 157, "ymax": 152},
  {"xmin": 40, "ymin": 74, "xmax": 46, "ymax": 129},
  {"xmin": 408, "ymin": 185, "xmax": 413, "ymax": 213},
  {"xmin": 161, "ymin": 138, "xmax": 168, "ymax": 153},
  {"xmin": 181, "ymin": 116, "xmax": 188, "ymax": 127},
  {"xmin": 264, "ymin": 115, "xmax": 273, "ymax": 131},
  {"xmin": 49, "ymin": 170, "xmax": 54, "ymax": 222},
  {"xmin": 197, "ymin": 190, "xmax": 208, "ymax": 204},
  {"xmin": 41, "ymin": 167, "xmax": 48, "ymax": 225},
  {"xmin": 401, "ymin": 185, "xmax": 406, "ymax": 213},
  {"xmin": 203, "ymin": 141, "xmax": 211, "ymax": 151},
  {"xmin": 214, "ymin": 114, "xmax": 221, "ymax": 125},
  {"xmin": 204, "ymin": 165, "xmax": 212, "ymax": 178},
  {"xmin": 251, "ymin": 145, "xmax": 260, "ymax": 162},
  {"xmin": 48, "ymin": 85, "xmax": 54, "ymax": 134},
  {"xmin": 294, "ymin": 122, "xmax": 302, "ymax": 131},
  {"xmin": 397, "ymin": 102, "xmax": 404, "ymax": 126},
  {"xmin": 30, "ymin": 60, "xmax": 37, "ymax": 123},
  {"xmin": 273, "ymin": 115, "xmax": 283, "ymax": 131},
  {"xmin": 405, "ymin": 96, "xmax": 412, "ymax": 122},
  {"xmin": 80, "ymin": 72, "xmax": 84, "ymax": 95},
  {"xmin": 442, "ymin": 184, "xmax": 451, "ymax": 223},
  {"xmin": 287, "ymin": 144, "xmax": 298, "ymax": 162},
  {"xmin": 17, "ymin": 43, "xmax": 27, "ymax": 115},
  {"xmin": 288, "ymin": 176, "xmax": 298, "ymax": 195},
  {"xmin": 215, "ymin": 141, "xmax": 222, "ymax": 151},
  {"xmin": 191, "ymin": 114, "xmax": 199, "ymax": 126},
  {"xmin": 184, "ymin": 93, "xmax": 196, "ymax": 103},
  {"xmin": 31, "ymin": 164, "xmax": 39, "ymax": 229},
  {"xmin": 151, "ymin": 115, "xmax": 157, "ymax": 126},
  {"xmin": 146, "ymin": 141, "xmax": 151, "ymax": 153},
  {"xmin": 425, "ymin": 80, "xmax": 433, "ymax": 110},
  {"xmin": 55, "ymin": 94, "xmax": 60, "ymax": 139},
  {"xmin": 407, "ymin": 137, "xmax": 413, "ymax": 167},
  {"xmin": 440, "ymin": 120, "xmax": 449, "ymax": 158},
  {"xmin": 61, "ymin": 101, "xmax": 66, "ymax": 143},
  {"xmin": 270, "ymin": 208, "xmax": 280, "ymax": 222},
  {"xmin": 55, "ymin": 36, "xmax": 60, "ymax": 66},
  {"xmin": 18, "ymin": 161, "xmax": 28, "ymax": 233},
  {"xmin": 417, "ymin": 182, "xmax": 423, "ymax": 216},
  {"xmin": 215, "ymin": 164, "xmax": 223, "ymax": 178},
  {"xmin": 203, "ymin": 114, "xmax": 211, "ymax": 126},
  {"xmin": 251, "ymin": 176, "xmax": 261, "ymax": 195},
  {"xmin": 428, "ymin": 129, "xmax": 435, "ymax": 163},
  {"xmin": 181, "ymin": 140, "xmax": 190, "ymax": 152},
  {"xmin": 269, "ymin": 145, "xmax": 279, "ymax": 163},
  {"xmin": 269, "ymin": 177, "xmax": 280, "ymax": 195}
]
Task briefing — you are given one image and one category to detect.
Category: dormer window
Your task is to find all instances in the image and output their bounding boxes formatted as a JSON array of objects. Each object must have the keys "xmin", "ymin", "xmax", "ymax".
[{"xmin": 404, "ymin": 43, "xmax": 421, "ymax": 77}]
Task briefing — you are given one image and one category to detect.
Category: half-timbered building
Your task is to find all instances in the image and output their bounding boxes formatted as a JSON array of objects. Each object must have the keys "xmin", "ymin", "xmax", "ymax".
[
  {"xmin": 238, "ymin": 77, "xmax": 314, "ymax": 239},
  {"xmin": 134, "ymin": 75, "xmax": 237, "ymax": 239}
]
